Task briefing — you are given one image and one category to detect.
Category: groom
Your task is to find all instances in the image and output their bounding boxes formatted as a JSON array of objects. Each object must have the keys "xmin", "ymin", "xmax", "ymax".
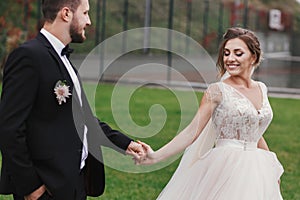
[{"xmin": 0, "ymin": 0, "xmax": 144, "ymax": 199}]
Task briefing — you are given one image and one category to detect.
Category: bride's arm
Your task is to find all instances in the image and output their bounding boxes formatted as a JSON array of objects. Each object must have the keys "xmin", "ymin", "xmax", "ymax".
[
  {"xmin": 137, "ymin": 92, "xmax": 218, "ymax": 165},
  {"xmin": 257, "ymin": 137, "xmax": 270, "ymax": 151}
]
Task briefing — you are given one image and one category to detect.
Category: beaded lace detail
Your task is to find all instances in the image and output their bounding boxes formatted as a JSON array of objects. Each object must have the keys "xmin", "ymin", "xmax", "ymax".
[{"xmin": 206, "ymin": 82, "xmax": 273, "ymax": 143}]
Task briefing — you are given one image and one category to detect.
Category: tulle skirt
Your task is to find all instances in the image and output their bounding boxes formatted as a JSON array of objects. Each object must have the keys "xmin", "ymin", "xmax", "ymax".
[{"xmin": 157, "ymin": 139, "xmax": 284, "ymax": 200}]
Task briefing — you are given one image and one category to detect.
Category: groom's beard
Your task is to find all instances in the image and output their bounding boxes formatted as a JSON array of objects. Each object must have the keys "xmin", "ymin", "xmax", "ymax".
[{"xmin": 70, "ymin": 18, "xmax": 86, "ymax": 43}]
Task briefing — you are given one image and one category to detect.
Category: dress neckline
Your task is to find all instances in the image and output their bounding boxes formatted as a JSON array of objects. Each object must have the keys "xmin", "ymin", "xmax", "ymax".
[{"xmin": 221, "ymin": 81, "xmax": 264, "ymax": 112}]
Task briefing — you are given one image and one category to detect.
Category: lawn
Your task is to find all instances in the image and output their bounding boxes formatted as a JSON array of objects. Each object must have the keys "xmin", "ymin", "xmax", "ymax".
[{"xmin": 0, "ymin": 83, "xmax": 299, "ymax": 200}]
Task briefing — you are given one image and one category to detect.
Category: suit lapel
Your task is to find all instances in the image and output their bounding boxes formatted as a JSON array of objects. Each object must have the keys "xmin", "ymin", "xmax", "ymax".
[
  {"xmin": 36, "ymin": 33, "xmax": 72, "ymax": 83},
  {"xmin": 36, "ymin": 33, "xmax": 83, "ymax": 108}
]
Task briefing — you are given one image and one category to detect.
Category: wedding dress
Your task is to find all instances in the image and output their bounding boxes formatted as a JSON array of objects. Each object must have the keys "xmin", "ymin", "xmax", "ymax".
[{"xmin": 157, "ymin": 81, "xmax": 284, "ymax": 200}]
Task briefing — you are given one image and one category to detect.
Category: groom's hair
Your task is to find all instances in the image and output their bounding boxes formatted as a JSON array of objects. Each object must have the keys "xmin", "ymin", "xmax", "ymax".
[{"xmin": 42, "ymin": 0, "xmax": 81, "ymax": 23}]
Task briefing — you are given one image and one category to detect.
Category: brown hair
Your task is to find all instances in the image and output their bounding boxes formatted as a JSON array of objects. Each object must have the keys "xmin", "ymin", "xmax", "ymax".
[
  {"xmin": 216, "ymin": 27, "xmax": 262, "ymax": 77},
  {"xmin": 42, "ymin": 0, "xmax": 81, "ymax": 23}
]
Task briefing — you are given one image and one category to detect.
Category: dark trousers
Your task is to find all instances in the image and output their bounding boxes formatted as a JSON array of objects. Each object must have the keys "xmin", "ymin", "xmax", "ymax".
[{"xmin": 13, "ymin": 171, "xmax": 86, "ymax": 200}]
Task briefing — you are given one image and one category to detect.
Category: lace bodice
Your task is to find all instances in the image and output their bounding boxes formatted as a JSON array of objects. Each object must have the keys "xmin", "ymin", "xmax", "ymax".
[{"xmin": 207, "ymin": 82, "xmax": 273, "ymax": 143}]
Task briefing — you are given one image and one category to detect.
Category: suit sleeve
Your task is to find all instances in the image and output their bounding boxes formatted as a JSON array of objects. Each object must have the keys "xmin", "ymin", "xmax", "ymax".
[
  {"xmin": 80, "ymin": 87, "xmax": 133, "ymax": 154},
  {"xmin": 0, "ymin": 47, "xmax": 43, "ymax": 195},
  {"xmin": 98, "ymin": 119, "xmax": 133, "ymax": 153}
]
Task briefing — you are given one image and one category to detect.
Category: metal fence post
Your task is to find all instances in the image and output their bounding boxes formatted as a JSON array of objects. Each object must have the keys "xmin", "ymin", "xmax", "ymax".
[
  {"xmin": 101, "ymin": 0, "xmax": 106, "ymax": 43},
  {"xmin": 218, "ymin": 1, "xmax": 224, "ymax": 47},
  {"xmin": 99, "ymin": 0, "xmax": 106, "ymax": 80},
  {"xmin": 203, "ymin": 0, "xmax": 209, "ymax": 48},
  {"xmin": 143, "ymin": 0, "xmax": 152, "ymax": 54},
  {"xmin": 37, "ymin": 0, "xmax": 42, "ymax": 30},
  {"xmin": 95, "ymin": 0, "xmax": 101, "ymax": 46},
  {"xmin": 122, "ymin": 0, "xmax": 129, "ymax": 53},
  {"xmin": 243, "ymin": 0, "xmax": 248, "ymax": 28},
  {"xmin": 24, "ymin": 0, "xmax": 29, "ymax": 33},
  {"xmin": 167, "ymin": 0, "xmax": 174, "ymax": 84},
  {"xmin": 185, "ymin": 0, "xmax": 192, "ymax": 54}
]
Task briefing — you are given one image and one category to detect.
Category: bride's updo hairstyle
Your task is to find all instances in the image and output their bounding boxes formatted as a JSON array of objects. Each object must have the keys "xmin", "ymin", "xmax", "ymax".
[{"xmin": 216, "ymin": 27, "xmax": 263, "ymax": 77}]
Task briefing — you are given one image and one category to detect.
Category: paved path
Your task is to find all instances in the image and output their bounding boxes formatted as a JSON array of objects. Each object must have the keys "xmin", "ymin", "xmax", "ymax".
[{"xmin": 71, "ymin": 53, "xmax": 300, "ymax": 99}]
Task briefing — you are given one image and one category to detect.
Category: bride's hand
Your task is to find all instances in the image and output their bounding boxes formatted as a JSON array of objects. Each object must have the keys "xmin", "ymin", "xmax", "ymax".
[{"xmin": 135, "ymin": 141, "xmax": 157, "ymax": 165}]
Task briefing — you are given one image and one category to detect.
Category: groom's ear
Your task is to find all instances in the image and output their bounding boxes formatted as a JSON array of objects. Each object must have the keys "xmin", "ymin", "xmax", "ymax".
[{"xmin": 60, "ymin": 7, "xmax": 73, "ymax": 23}]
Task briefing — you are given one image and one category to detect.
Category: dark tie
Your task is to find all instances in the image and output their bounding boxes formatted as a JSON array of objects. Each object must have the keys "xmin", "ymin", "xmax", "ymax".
[{"xmin": 61, "ymin": 45, "xmax": 74, "ymax": 58}]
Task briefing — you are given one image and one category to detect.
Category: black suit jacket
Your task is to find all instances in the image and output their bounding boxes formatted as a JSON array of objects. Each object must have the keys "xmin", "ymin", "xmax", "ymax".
[{"xmin": 0, "ymin": 33, "xmax": 132, "ymax": 199}]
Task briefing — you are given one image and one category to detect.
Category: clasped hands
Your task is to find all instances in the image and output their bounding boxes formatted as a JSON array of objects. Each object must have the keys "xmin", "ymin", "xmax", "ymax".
[{"xmin": 126, "ymin": 140, "xmax": 157, "ymax": 165}]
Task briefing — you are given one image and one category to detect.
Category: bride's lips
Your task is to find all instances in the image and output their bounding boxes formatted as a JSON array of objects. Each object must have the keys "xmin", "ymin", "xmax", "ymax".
[{"xmin": 226, "ymin": 64, "xmax": 239, "ymax": 70}]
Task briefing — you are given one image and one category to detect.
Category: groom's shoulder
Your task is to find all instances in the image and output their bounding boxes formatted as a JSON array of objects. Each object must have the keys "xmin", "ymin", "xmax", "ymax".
[
  {"xmin": 11, "ymin": 35, "xmax": 48, "ymax": 58},
  {"xmin": 21, "ymin": 35, "xmax": 45, "ymax": 51}
]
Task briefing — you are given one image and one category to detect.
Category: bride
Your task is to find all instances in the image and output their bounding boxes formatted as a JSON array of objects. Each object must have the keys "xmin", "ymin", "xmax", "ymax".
[{"xmin": 136, "ymin": 27, "xmax": 284, "ymax": 200}]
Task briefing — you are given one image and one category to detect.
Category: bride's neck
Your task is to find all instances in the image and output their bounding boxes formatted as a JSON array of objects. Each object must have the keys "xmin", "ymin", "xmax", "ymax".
[{"xmin": 226, "ymin": 76, "xmax": 254, "ymax": 89}]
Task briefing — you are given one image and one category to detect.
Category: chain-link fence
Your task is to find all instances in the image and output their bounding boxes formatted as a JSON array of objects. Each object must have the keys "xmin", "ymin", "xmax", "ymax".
[{"xmin": 1, "ymin": 0, "xmax": 300, "ymax": 88}]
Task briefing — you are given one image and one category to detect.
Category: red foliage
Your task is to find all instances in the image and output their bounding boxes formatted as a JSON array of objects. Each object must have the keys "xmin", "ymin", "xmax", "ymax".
[{"xmin": 0, "ymin": 16, "xmax": 6, "ymax": 31}]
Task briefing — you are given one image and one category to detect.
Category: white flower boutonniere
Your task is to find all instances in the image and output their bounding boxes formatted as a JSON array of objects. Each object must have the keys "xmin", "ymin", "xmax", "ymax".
[{"xmin": 54, "ymin": 80, "xmax": 72, "ymax": 105}]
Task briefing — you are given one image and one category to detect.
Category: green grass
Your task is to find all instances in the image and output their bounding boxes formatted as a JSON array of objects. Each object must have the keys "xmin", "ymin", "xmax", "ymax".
[
  {"xmin": 266, "ymin": 98, "xmax": 300, "ymax": 200},
  {"xmin": 0, "ymin": 83, "xmax": 299, "ymax": 199}
]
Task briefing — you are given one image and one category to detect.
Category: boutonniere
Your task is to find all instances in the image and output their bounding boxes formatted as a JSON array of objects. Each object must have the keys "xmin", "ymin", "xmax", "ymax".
[{"xmin": 54, "ymin": 80, "xmax": 72, "ymax": 105}]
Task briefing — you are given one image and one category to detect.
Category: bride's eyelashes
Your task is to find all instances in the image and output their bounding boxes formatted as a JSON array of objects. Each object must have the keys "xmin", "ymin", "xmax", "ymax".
[{"xmin": 224, "ymin": 50, "xmax": 244, "ymax": 57}]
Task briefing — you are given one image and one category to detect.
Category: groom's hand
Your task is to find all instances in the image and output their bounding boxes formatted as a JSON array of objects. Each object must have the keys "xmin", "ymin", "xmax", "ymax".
[
  {"xmin": 126, "ymin": 141, "xmax": 145, "ymax": 160},
  {"xmin": 135, "ymin": 141, "xmax": 156, "ymax": 165},
  {"xmin": 24, "ymin": 185, "xmax": 46, "ymax": 200}
]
